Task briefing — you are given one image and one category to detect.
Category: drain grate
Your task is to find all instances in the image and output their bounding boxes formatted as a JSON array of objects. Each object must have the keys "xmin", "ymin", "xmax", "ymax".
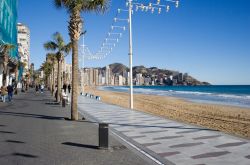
[{"xmin": 111, "ymin": 145, "xmax": 127, "ymax": 150}]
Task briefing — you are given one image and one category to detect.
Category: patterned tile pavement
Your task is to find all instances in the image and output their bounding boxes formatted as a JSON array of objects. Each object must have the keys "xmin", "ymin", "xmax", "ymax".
[{"xmin": 78, "ymin": 97, "xmax": 250, "ymax": 165}]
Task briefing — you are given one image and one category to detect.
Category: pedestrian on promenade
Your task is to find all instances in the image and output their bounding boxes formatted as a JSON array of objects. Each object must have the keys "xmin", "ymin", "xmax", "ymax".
[
  {"xmin": 63, "ymin": 84, "xmax": 67, "ymax": 93},
  {"xmin": 0, "ymin": 86, "xmax": 7, "ymax": 102},
  {"xmin": 7, "ymin": 84, "xmax": 14, "ymax": 102},
  {"xmin": 68, "ymin": 84, "xmax": 71, "ymax": 93},
  {"xmin": 41, "ymin": 84, "xmax": 44, "ymax": 93},
  {"xmin": 35, "ymin": 85, "xmax": 39, "ymax": 93}
]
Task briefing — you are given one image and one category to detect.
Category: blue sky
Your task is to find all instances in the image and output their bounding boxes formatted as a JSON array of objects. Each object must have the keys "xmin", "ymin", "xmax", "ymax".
[{"xmin": 18, "ymin": 0, "xmax": 250, "ymax": 85}]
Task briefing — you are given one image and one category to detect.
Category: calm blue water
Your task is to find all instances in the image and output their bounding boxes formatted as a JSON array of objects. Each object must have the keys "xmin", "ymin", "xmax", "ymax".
[{"xmin": 99, "ymin": 85, "xmax": 250, "ymax": 108}]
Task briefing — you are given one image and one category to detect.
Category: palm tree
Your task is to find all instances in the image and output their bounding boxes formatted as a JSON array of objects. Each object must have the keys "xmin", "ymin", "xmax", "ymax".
[
  {"xmin": 44, "ymin": 32, "xmax": 71, "ymax": 102},
  {"xmin": 41, "ymin": 60, "xmax": 53, "ymax": 88},
  {"xmin": 46, "ymin": 53, "xmax": 57, "ymax": 94},
  {"xmin": 54, "ymin": 0, "xmax": 109, "ymax": 120},
  {"xmin": 0, "ymin": 43, "xmax": 15, "ymax": 86}
]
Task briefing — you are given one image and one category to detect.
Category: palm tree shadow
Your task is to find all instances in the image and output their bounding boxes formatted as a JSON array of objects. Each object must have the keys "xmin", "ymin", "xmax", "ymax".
[
  {"xmin": 62, "ymin": 142, "xmax": 99, "ymax": 150},
  {"xmin": 0, "ymin": 111, "xmax": 65, "ymax": 121},
  {"xmin": 12, "ymin": 152, "xmax": 38, "ymax": 158}
]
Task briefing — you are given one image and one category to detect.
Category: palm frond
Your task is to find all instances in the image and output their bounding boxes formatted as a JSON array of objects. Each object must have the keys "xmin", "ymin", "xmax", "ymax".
[
  {"xmin": 84, "ymin": 0, "xmax": 110, "ymax": 13},
  {"xmin": 54, "ymin": 0, "xmax": 63, "ymax": 9},
  {"xmin": 53, "ymin": 32, "xmax": 64, "ymax": 48},
  {"xmin": 63, "ymin": 42, "xmax": 72, "ymax": 55},
  {"xmin": 0, "ymin": 43, "xmax": 15, "ymax": 55},
  {"xmin": 44, "ymin": 42, "xmax": 58, "ymax": 51}
]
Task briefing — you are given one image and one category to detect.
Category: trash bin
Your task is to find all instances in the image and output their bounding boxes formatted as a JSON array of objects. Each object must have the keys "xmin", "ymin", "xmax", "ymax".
[{"xmin": 99, "ymin": 123, "xmax": 109, "ymax": 149}]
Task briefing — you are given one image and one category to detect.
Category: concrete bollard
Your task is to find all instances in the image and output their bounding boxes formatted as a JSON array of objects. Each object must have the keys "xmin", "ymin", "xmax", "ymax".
[{"xmin": 99, "ymin": 123, "xmax": 109, "ymax": 149}]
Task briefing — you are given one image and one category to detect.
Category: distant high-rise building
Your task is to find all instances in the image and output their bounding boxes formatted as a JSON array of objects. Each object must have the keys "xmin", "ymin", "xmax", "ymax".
[
  {"xmin": 17, "ymin": 23, "xmax": 30, "ymax": 74},
  {"xmin": 94, "ymin": 69, "xmax": 99, "ymax": 85},
  {"xmin": 136, "ymin": 73, "xmax": 144, "ymax": 86},
  {"xmin": 144, "ymin": 77, "xmax": 151, "ymax": 86},
  {"xmin": 178, "ymin": 73, "xmax": 183, "ymax": 83},
  {"xmin": 105, "ymin": 65, "xmax": 111, "ymax": 85},
  {"xmin": 118, "ymin": 75, "xmax": 123, "ymax": 86},
  {"xmin": 89, "ymin": 68, "xmax": 94, "ymax": 85}
]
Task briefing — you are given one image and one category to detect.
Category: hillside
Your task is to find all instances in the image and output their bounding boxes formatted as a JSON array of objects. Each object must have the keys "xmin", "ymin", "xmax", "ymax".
[{"xmin": 98, "ymin": 63, "xmax": 210, "ymax": 85}]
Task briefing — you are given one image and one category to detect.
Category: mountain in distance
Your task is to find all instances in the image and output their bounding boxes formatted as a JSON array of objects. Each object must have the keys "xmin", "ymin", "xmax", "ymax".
[{"xmin": 99, "ymin": 63, "xmax": 210, "ymax": 86}]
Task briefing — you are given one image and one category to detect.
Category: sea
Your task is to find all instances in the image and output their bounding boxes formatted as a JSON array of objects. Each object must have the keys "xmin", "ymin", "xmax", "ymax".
[{"xmin": 98, "ymin": 85, "xmax": 250, "ymax": 108}]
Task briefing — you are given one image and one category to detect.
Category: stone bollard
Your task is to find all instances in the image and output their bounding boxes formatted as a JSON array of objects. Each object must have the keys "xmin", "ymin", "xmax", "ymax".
[{"xmin": 99, "ymin": 123, "xmax": 109, "ymax": 149}]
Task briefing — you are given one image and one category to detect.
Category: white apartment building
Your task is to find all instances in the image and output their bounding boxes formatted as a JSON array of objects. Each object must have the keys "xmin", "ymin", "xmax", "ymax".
[{"xmin": 17, "ymin": 23, "xmax": 30, "ymax": 75}]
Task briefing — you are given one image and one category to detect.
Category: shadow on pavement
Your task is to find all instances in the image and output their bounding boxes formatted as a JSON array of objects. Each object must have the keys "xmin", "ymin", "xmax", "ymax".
[
  {"xmin": 62, "ymin": 142, "xmax": 99, "ymax": 150},
  {"xmin": 14, "ymin": 98, "xmax": 44, "ymax": 102},
  {"xmin": 5, "ymin": 140, "xmax": 25, "ymax": 144},
  {"xmin": 0, "ymin": 111, "xmax": 65, "ymax": 121},
  {"xmin": 12, "ymin": 152, "xmax": 38, "ymax": 158},
  {"xmin": 0, "ymin": 131, "xmax": 16, "ymax": 134}
]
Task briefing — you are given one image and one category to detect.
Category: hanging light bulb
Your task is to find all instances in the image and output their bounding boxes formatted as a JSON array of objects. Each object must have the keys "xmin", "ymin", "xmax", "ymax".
[
  {"xmin": 145, "ymin": 6, "xmax": 149, "ymax": 12},
  {"xmin": 141, "ymin": 6, "xmax": 145, "ymax": 12},
  {"xmin": 111, "ymin": 26, "xmax": 114, "ymax": 30},
  {"xmin": 157, "ymin": 0, "xmax": 160, "ymax": 5},
  {"xmin": 151, "ymin": 7, "xmax": 155, "ymax": 13},
  {"xmin": 166, "ymin": 5, "xmax": 170, "ymax": 12},
  {"xmin": 175, "ymin": 1, "xmax": 179, "ymax": 8},
  {"xmin": 114, "ymin": 18, "xmax": 117, "ymax": 22},
  {"xmin": 118, "ymin": 9, "xmax": 121, "ymax": 13},
  {"xmin": 149, "ymin": 3, "xmax": 152, "ymax": 9},
  {"xmin": 123, "ymin": 26, "xmax": 126, "ymax": 31},
  {"xmin": 158, "ymin": 8, "xmax": 161, "ymax": 14},
  {"xmin": 136, "ymin": 5, "xmax": 139, "ymax": 11}
]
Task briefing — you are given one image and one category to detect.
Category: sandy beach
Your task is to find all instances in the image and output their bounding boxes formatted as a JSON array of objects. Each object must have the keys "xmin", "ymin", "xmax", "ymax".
[{"xmin": 84, "ymin": 86, "xmax": 250, "ymax": 139}]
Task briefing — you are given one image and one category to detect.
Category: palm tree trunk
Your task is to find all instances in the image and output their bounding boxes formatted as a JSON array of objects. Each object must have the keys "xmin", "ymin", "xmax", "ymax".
[
  {"xmin": 2, "ymin": 61, "xmax": 8, "ymax": 86},
  {"xmin": 71, "ymin": 40, "xmax": 79, "ymax": 120},
  {"xmin": 57, "ymin": 59, "xmax": 62, "ymax": 102},
  {"xmin": 50, "ymin": 73, "xmax": 52, "ymax": 92},
  {"xmin": 52, "ymin": 64, "xmax": 55, "ymax": 95},
  {"xmin": 1, "ymin": 54, "xmax": 8, "ymax": 86}
]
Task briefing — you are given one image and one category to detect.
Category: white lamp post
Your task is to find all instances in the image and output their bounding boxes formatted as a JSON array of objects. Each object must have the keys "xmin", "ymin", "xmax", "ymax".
[{"xmin": 128, "ymin": 0, "xmax": 133, "ymax": 109}]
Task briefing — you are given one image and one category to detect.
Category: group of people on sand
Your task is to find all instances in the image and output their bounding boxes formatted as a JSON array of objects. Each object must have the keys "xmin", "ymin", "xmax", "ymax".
[{"xmin": 0, "ymin": 84, "xmax": 14, "ymax": 102}]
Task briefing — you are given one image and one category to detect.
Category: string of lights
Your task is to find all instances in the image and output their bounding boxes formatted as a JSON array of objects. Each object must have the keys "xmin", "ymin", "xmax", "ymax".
[{"xmin": 80, "ymin": 0, "xmax": 180, "ymax": 109}]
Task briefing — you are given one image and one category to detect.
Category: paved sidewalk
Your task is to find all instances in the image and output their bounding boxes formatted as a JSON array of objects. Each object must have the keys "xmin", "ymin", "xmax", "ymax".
[
  {"xmin": 78, "ymin": 96, "xmax": 250, "ymax": 165},
  {"xmin": 0, "ymin": 90, "xmax": 150, "ymax": 165}
]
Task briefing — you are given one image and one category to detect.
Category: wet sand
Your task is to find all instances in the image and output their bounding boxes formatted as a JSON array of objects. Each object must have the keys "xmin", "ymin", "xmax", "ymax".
[{"xmin": 84, "ymin": 86, "xmax": 250, "ymax": 139}]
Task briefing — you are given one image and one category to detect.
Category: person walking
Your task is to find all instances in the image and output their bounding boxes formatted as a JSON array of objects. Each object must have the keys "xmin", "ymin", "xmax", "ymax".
[
  {"xmin": 7, "ymin": 84, "xmax": 14, "ymax": 102},
  {"xmin": 0, "ymin": 86, "xmax": 7, "ymax": 102},
  {"xmin": 41, "ymin": 84, "xmax": 44, "ymax": 93},
  {"xmin": 67, "ymin": 84, "xmax": 71, "ymax": 93},
  {"xmin": 63, "ymin": 84, "xmax": 67, "ymax": 93},
  {"xmin": 35, "ymin": 84, "xmax": 39, "ymax": 93}
]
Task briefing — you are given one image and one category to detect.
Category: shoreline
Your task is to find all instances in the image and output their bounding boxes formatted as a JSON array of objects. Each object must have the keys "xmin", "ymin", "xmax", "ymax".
[
  {"xmin": 98, "ymin": 86, "xmax": 250, "ymax": 109},
  {"xmin": 84, "ymin": 86, "xmax": 250, "ymax": 139}
]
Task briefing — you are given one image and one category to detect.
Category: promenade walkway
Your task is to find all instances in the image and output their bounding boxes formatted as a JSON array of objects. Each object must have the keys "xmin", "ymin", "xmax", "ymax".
[
  {"xmin": 0, "ymin": 90, "xmax": 150, "ymax": 165},
  {"xmin": 78, "ymin": 96, "xmax": 250, "ymax": 165}
]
